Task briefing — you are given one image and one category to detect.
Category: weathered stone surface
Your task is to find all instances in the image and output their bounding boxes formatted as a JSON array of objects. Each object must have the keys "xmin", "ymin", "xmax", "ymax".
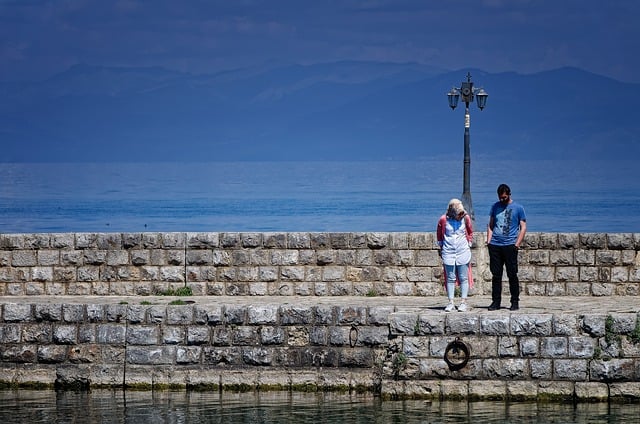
[
  {"xmin": 126, "ymin": 346, "xmax": 175, "ymax": 365},
  {"xmin": 440, "ymin": 380, "xmax": 468, "ymax": 399},
  {"xmin": 224, "ymin": 306, "xmax": 246, "ymax": 325},
  {"xmin": 167, "ymin": 306, "xmax": 194, "ymax": 325},
  {"xmin": 537, "ymin": 380, "xmax": 574, "ymax": 399},
  {"xmin": 469, "ymin": 379, "xmax": 508, "ymax": 399},
  {"xmin": 582, "ymin": 314, "xmax": 606, "ymax": 337},
  {"xmin": 3, "ymin": 303, "xmax": 33, "ymax": 322},
  {"xmin": 260, "ymin": 327, "xmax": 285, "ymax": 345},
  {"xmin": 568, "ymin": 336, "xmax": 595, "ymax": 358},
  {"xmin": 482, "ymin": 358, "xmax": 528, "ymax": 379},
  {"xmin": 1, "ymin": 231, "xmax": 639, "ymax": 300},
  {"xmin": 203, "ymin": 346, "xmax": 242, "ymax": 366},
  {"xmin": 511, "ymin": 314, "xmax": 552, "ymax": 336},
  {"xmin": 186, "ymin": 326, "xmax": 210, "ymax": 345},
  {"xmin": 127, "ymin": 326, "xmax": 159, "ymax": 345},
  {"xmin": 0, "ymin": 324, "xmax": 21, "ymax": 343},
  {"xmin": 389, "ymin": 313, "xmax": 417, "ymax": 336},
  {"xmin": 541, "ymin": 337, "xmax": 568, "ymax": 357},
  {"xmin": 1, "ymin": 345, "xmax": 37, "ymax": 362},
  {"xmin": 575, "ymin": 382, "xmax": 609, "ymax": 400},
  {"xmin": 38, "ymin": 345, "xmax": 68, "ymax": 363},
  {"xmin": 314, "ymin": 305, "xmax": 334, "ymax": 325},
  {"xmin": 243, "ymin": 347, "xmax": 273, "ymax": 365},
  {"xmin": 247, "ymin": 305, "xmax": 278, "ymax": 325},
  {"xmin": 356, "ymin": 326, "xmax": 389, "ymax": 346},
  {"xmin": 446, "ymin": 314, "xmax": 480, "ymax": 335},
  {"xmin": 1, "ymin": 229, "xmax": 640, "ymax": 401},
  {"xmin": 279, "ymin": 305, "xmax": 314, "ymax": 325},
  {"xmin": 35, "ymin": 304, "xmax": 63, "ymax": 322},
  {"xmin": 609, "ymin": 382, "xmax": 640, "ymax": 400},
  {"xmin": 62, "ymin": 304, "xmax": 85, "ymax": 323},
  {"xmin": 590, "ymin": 359, "xmax": 636, "ymax": 381},
  {"xmin": 53, "ymin": 325, "xmax": 78, "ymax": 344},
  {"xmin": 96, "ymin": 324, "xmax": 126, "ymax": 344},
  {"xmin": 480, "ymin": 315, "xmax": 510, "ymax": 335},
  {"xmin": 554, "ymin": 359, "xmax": 588, "ymax": 381},
  {"xmin": 162, "ymin": 326, "xmax": 185, "ymax": 345},
  {"xmin": 417, "ymin": 314, "xmax": 445, "ymax": 335},
  {"xmin": 491, "ymin": 336, "xmax": 514, "ymax": 358},
  {"xmin": 22, "ymin": 323, "xmax": 52, "ymax": 343}
]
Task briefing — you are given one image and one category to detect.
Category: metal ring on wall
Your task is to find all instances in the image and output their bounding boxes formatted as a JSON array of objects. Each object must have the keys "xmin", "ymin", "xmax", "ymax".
[
  {"xmin": 444, "ymin": 337, "xmax": 470, "ymax": 371},
  {"xmin": 349, "ymin": 325, "xmax": 359, "ymax": 348}
]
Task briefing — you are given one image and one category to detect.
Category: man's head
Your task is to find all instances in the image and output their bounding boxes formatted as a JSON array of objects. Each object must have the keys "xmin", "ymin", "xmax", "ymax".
[{"xmin": 497, "ymin": 184, "xmax": 511, "ymax": 204}]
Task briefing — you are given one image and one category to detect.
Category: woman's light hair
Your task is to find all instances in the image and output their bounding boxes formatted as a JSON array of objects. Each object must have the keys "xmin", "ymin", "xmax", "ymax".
[{"xmin": 447, "ymin": 198, "xmax": 466, "ymax": 218}]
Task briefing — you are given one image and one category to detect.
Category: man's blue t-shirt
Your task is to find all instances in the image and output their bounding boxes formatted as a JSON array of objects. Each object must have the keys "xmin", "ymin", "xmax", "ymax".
[{"xmin": 489, "ymin": 201, "xmax": 526, "ymax": 246}]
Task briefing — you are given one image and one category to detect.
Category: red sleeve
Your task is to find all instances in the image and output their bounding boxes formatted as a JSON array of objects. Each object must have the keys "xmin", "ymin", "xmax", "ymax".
[
  {"xmin": 437, "ymin": 215, "xmax": 446, "ymax": 242},
  {"xmin": 465, "ymin": 215, "xmax": 473, "ymax": 242}
]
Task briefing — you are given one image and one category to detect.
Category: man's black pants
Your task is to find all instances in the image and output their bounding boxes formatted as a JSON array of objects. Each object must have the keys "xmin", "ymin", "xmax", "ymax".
[{"xmin": 488, "ymin": 244, "xmax": 520, "ymax": 305}]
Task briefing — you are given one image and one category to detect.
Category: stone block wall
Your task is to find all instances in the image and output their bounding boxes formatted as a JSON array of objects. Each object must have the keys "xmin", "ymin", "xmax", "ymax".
[
  {"xmin": 0, "ymin": 300, "xmax": 390, "ymax": 392},
  {"xmin": 384, "ymin": 309, "xmax": 640, "ymax": 400},
  {"xmin": 0, "ymin": 301, "xmax": 639, "ymax": 401},
  {"xmin": 0, "ymin": 232, "xmax": 639, "ymax": 297},
  {"xmin": 0, "ymin": 233, "xmax": 640, "ymax": 296},
  {"xmin": 517, "ymin": 233, "xmax": 640, "ymax": 297}
]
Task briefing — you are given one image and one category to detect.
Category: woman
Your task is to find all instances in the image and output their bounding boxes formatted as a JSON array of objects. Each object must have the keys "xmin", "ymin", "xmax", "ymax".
[{"xmin": 436, "ymin": 198, "xmax": 474, "ymax": 312}]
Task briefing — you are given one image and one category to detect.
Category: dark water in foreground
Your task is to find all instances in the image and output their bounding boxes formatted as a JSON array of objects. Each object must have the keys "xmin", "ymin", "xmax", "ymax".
[{"xmin": 0, "ymin": 390, "xmax": 638, "ymax": 423}]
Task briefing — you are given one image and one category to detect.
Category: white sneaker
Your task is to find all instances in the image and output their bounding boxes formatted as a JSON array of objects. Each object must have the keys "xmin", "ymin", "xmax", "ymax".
[
  {"xmin": 458, "ymin": 302, "xmax": 468, "ymax": 312},
  {"xmin": 444, "ymin": 302, "xmax": 456, "ymax": 312}
]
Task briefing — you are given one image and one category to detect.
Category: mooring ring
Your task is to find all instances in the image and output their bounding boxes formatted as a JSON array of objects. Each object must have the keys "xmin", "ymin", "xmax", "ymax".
[
  {"xmin": 444, "ymin": 337, "xmax": 470, "ymax": 371},
  {"xmin": 349, "ymin": 325, "xmax": 359, "ymax": 348}
]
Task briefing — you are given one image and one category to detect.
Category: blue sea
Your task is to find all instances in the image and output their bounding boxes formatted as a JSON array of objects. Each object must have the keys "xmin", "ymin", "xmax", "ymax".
[{"xmin": 0, "ymin": 160, "xmax": 637, "ymax": 234}]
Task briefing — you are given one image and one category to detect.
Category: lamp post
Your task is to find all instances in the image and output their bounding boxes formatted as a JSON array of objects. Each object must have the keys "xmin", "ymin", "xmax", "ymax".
[{"xmin": 447, "ymin": 72, "xmax": 488, "ymax": 223}]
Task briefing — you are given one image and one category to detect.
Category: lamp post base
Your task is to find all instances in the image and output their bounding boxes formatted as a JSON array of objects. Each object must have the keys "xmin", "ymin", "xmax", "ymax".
[{"xmin": 461, "ymin": 193, "xmax": 474, "ymax": 225}]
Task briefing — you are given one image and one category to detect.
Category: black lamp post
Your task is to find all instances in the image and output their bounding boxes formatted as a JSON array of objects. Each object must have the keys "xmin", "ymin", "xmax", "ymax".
[{"xmin": 447, "ymin": 72, "xmax": 488, "ymax": 223}]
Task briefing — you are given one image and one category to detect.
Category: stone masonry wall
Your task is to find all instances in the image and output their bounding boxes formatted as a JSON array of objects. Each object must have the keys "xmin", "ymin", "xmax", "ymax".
[
  {"xmin": 385, "ymin": 308, "xmax": 640, "ymax": 401},
  {"xmin": 0, "ymin": 232, "xmax": 639, "ymax": 297},
  {"xmin": 0, "ymin": 300, "xmax": 390, "ymax": 392},
  {"xmin": 0, "ymin": 300, "xmax": 639, "ymax": 401},
  {"xmin": 1, "ymin": 232, "xmax": 639, "ymax": 400}
]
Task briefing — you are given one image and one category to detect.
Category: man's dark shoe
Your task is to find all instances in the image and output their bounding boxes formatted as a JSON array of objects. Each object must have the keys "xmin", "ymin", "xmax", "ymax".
[
  {"xmin": 510, "ymin": 303, "xmax": 520, "ymax": 311},
  {"xmin": 488, "ymin": 302, "xmax": 500, "ymax": 311}
]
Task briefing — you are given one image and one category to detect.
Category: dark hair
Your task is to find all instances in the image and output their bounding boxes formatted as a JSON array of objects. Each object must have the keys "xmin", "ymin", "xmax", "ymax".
[{"xmin": 497, "ymin": 184, "xmax": 511, "ymax": 196}]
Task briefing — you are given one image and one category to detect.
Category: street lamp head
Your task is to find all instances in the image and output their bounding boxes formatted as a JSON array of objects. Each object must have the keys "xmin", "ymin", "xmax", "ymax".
[
  {"xmin": 447, "ymin": 88, "xmax": 460, "ymax": 110},
  {"xmin": 475, "ymin": 88, "xmax": 488, "ymax": 110}
]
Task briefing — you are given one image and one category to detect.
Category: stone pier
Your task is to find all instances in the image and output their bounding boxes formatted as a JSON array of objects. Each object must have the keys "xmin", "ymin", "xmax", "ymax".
[{"xmin": 0, "ymin": 232, "xmax": 639, "ymax": 401}]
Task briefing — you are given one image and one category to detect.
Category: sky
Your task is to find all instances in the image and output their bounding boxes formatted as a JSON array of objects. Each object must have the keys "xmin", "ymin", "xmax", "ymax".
[{"xmin": 1, "ymin": 0, "xmax": 639, "ymax": 83}]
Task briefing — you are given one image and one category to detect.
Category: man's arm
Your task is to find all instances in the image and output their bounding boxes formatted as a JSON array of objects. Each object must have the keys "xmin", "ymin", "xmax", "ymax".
[
  {"xmin": 515, "ymin": 220, "xmax": 527, "ymax": 248},
  {"xmin": 486, "ymin": 216, "xmax": 494, "ymax": 245}
]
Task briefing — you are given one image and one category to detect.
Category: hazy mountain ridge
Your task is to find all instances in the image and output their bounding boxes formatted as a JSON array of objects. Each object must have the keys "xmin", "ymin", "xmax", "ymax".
[{"xmin": 1, "ymin": 62, "xmax": 638, "ymax": 162}]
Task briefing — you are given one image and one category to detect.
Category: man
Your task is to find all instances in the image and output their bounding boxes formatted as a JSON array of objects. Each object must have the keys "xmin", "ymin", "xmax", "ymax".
[{"xmin": 486, "ymin": 184, "xmax": 527, "ymax": 311}]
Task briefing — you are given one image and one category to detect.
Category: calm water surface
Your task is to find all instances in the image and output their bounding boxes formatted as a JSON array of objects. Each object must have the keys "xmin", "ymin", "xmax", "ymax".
[
  {"xmin": 0, "ymin": 390, "xmax": 638, "ymax": 423},
  {"xmin": 0, "ymin": 160, "xmax": 638, "ymax": 234}
]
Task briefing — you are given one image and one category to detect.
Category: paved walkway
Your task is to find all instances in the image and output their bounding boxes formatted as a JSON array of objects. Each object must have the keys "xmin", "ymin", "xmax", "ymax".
[{"xmin": 2, "ymin": 295, "xmax": 639, "ymax": 315}]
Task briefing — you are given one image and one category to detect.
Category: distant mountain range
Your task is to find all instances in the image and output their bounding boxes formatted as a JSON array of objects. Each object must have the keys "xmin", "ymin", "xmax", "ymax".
[{"xmin": 1, "ymin": 61, "xmax": 638, "ymax": 162}]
